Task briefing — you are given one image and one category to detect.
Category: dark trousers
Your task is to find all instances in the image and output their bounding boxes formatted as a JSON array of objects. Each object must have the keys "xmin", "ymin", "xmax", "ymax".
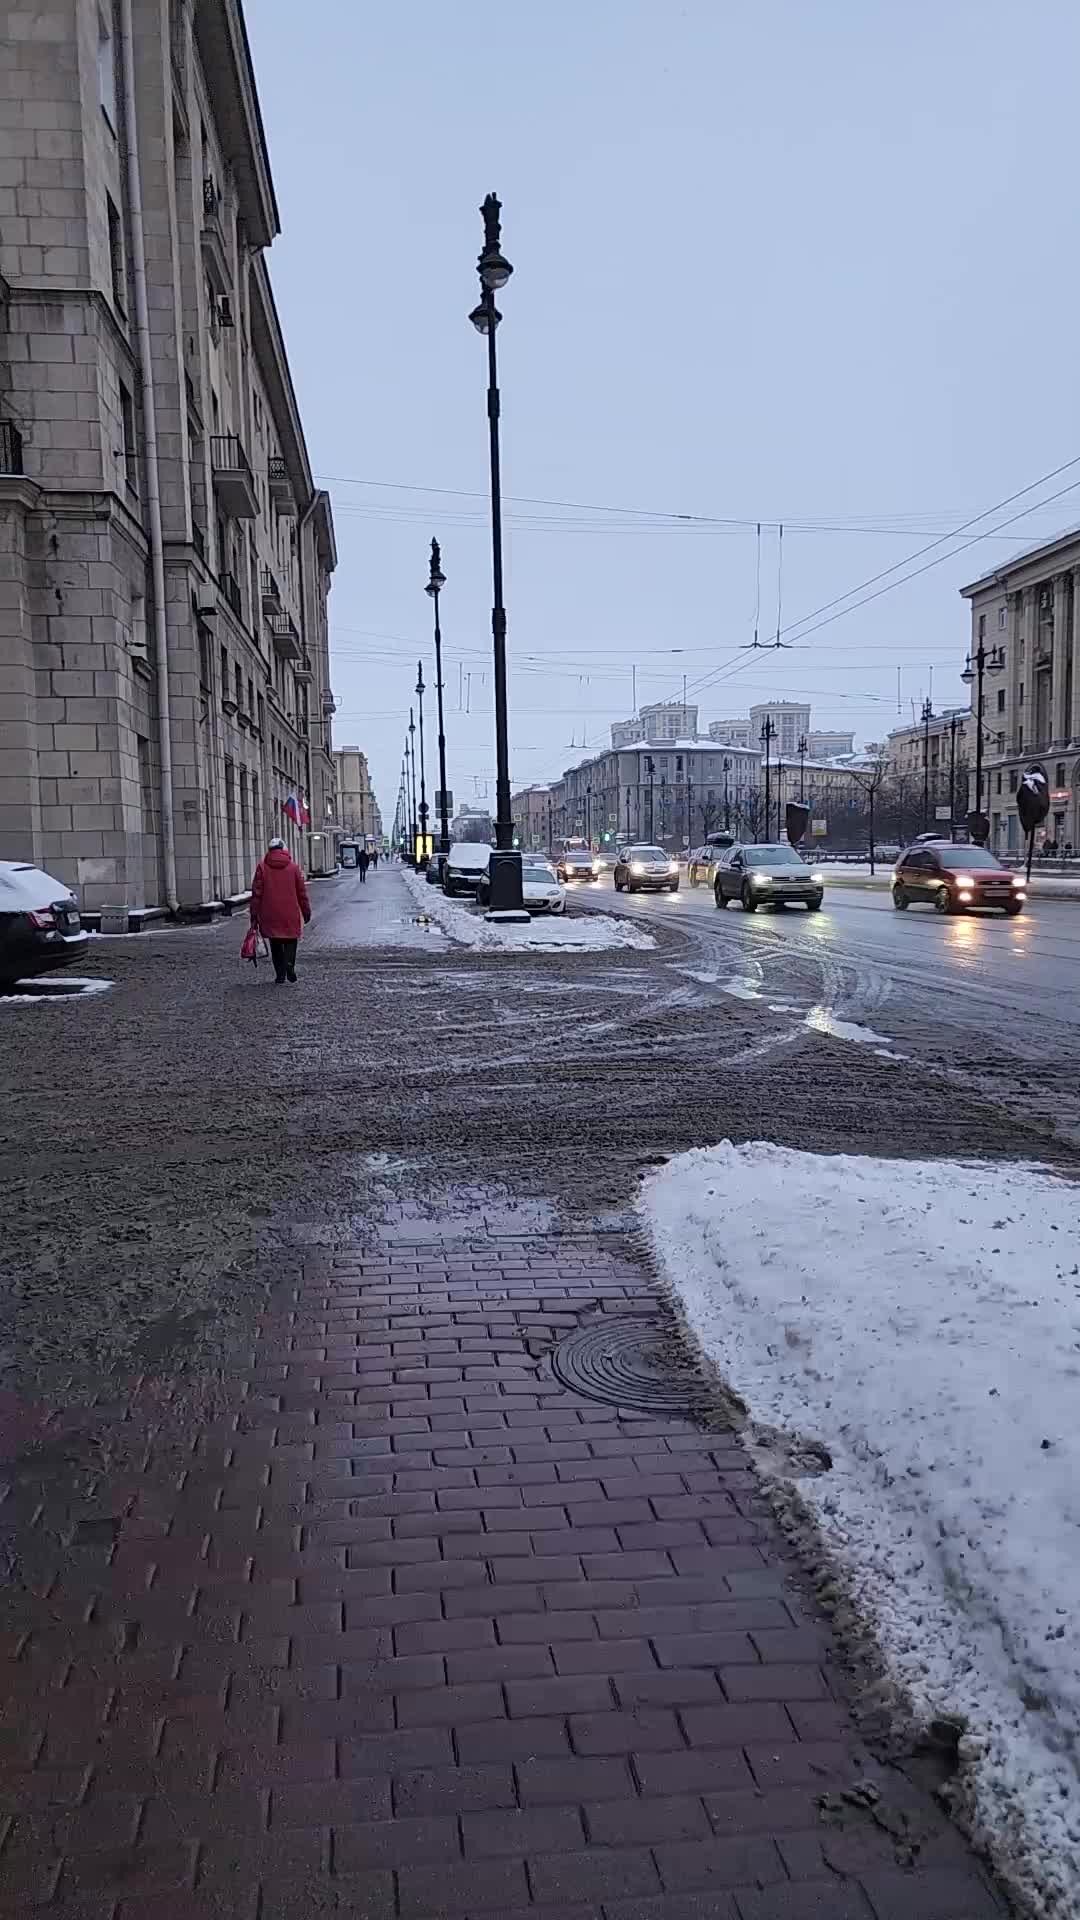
[
  {"xmin": 269, "ymin": 938, "xmax": 297, "ymax": 982},
  {"xmin": 358, "ymin": 865, "xmax": 368, "ymax": 883}
]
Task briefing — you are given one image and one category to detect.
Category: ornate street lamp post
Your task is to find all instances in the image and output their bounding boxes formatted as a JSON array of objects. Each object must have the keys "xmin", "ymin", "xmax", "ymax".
[{"xmin": 426, "ymin": 540, "xmax": 451, "ymax": 867}]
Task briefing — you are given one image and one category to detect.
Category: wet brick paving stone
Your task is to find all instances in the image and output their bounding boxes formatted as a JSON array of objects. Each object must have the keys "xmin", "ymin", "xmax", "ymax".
[{"xmin": 0, "ymin": 1228, "xmax": 1007, "ymax": 1919}]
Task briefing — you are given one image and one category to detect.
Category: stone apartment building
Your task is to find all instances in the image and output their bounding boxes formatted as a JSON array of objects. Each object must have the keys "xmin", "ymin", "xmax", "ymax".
[
  {"xmin": 516, "ymin": 740, "xmax": 762, "ymax": 849},
  {"xmin": 882, "ymin": 706, "xmax": 972, "ymax": 825},
  {"xmin": 333, "ymin": 745, "xmax": 382, "ymax": 842},
  {"xmin": 962, "ymin": 529, "xmax": 1080, "ymax": 852},
  {"xmin": 0, "ymin": 0, "xmax": 337, "ymax": 911}
]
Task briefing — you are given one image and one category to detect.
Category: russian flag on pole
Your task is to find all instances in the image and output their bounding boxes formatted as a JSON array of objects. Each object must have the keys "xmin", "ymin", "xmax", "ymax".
[{"xmin": 282, "ymin": 792, "xmax": 310, "ymax": 827}]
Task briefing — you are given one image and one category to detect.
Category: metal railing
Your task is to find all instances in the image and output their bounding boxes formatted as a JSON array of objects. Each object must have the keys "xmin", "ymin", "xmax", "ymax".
[
  {"xmin": 203, "ymin": 176, "xmax": 221, "ymax": 219},
  {"xmin": 210, "ymin": 434, "xmax": 253, "ymax": 484}
]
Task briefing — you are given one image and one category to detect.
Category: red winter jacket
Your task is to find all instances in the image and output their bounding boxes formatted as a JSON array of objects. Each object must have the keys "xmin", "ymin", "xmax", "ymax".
[{"xmin": 250, "ymin": 848, "xmax": 311, "ymax": 940}]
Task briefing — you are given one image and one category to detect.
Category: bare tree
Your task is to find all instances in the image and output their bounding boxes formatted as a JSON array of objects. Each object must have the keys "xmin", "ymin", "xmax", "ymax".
[{"xmin": 845, "ymin": 755, "xmax": 888, "ymax": 874}]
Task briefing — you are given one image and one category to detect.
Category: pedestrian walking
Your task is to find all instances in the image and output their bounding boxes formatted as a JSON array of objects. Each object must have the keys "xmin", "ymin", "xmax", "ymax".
[
  {"xmin": 370, "ymin": 847, "xmax": 379, "ymax": 872},
  {"xmin": 358, "ymin": 844, "xmax": 370, "ymax": 883},
  {"xmin": 250, "ymin": 837, "xmax": 311, "ymax": 984}
]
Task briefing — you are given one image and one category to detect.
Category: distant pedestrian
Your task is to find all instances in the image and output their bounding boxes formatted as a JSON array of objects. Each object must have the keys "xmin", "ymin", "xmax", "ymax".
[
  {"xmin": 358, "ymin": 845, "xmax": 370, "ymax": 883},
  {"xmin": 250, "ymin": 836, "xmax": 311, "ymax": 985},
  {"xmin": 370, "ymin": 848, "xmax": 379, "ymax": 871}
]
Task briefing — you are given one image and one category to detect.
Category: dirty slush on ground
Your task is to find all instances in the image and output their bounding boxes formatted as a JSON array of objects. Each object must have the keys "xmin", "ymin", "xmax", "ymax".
[
  {"xmin": 0, "ymin": 909, "xmax": 1060, "ymax": 1916},
  {"xmin": 0, "ymin": 915, "xmax": 1043, "ymax": 1402}
]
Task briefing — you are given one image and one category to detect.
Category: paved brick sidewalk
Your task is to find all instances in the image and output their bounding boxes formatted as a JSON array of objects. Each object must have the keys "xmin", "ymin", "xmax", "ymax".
[{"xmin": 0, "ymin": 1231, "xmax": 1005, "ymax": 1918}]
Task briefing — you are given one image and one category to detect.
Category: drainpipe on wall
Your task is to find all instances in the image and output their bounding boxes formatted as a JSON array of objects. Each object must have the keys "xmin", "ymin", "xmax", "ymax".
[
  {"xmin": 119, "ymin": 0, "xmax": 179, "ymax": 911},
  {"xmin": 297, "ymin": 492, "xmax": 319, "ymax": 873}
]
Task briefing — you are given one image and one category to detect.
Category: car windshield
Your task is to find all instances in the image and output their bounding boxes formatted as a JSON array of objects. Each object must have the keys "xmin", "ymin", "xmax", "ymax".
[
  {"xmin": 564, "ymin": 850, "xmax": 592, "ymax": 861},
  {"xmin": 524, "ymin": 862, "xmax": 556, "ymax": 879},
  {"xmin": 744, "ymin": 847, "xmax": 804, "ymax": 868},
  {"xmin": 630, "ymin": 848, "xmax": 667, "ymax": 861},
  {"xmin": 934, "ymin": 848, "xmax": 1004, "ymax": 871}
]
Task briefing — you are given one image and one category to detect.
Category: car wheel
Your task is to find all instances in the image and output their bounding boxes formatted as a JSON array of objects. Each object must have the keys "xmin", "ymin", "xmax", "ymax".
[
  {"xmin": 741, "ymin": 883, "xmax": 757, "ymax": 913},
  {"xmin": 1004, "ymin": 899, "xmax": 1023, "ymax": 916},
  {"xmin": 934, "ymin": 885, "xmax": 953, "ymax": 914},
  {"xmin": 714, "ymin": 884, "xmax": 728, "ymax": 909},
  {"xmin": 806, "ymin": 898, "xmax": 822, "ymax": 912},
  {"xmin": 892, "ymin": 885, "xmax": 908, "ymax": 910},
  {"xmin": 669, "ymin": 881, "xmax": 679, "ymax": 893}
]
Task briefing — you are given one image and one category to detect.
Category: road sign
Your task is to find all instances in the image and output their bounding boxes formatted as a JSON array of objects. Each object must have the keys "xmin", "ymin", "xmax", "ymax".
[
  {"xmin": 811, "ymin": 818, "xmax": 828, "ymax": 836},
  {"xmin": 435, "ymin": 790, "xmax": 453, "ymax": 814},
  {"xmin": 935, "ymin": 804, "xmax": 952, "ymax": 821}
]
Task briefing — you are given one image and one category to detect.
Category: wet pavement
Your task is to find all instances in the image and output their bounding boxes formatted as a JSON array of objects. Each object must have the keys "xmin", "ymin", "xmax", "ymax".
[{"xmin": 0, "ymin": 864, "xmax": 1056, "ymax": 1915}]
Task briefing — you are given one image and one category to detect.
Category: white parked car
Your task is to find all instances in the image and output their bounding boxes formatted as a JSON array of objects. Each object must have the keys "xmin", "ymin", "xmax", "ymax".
[
  {"xmin": 442, "ymin": 842, "xmax": 491, "ymax": 898},
  {"xmin": 477, "ymin": 856, "xmax": 566, "ymax": 915}
]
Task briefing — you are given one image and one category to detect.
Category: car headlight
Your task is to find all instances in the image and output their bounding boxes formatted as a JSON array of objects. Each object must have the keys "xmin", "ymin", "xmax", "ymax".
[
  {"xmin": 954, "ymin": 873, "xmax": 973, "ymax": 888},
  {"xmin": 630, "ymin": 862, "xmax": 645, "ymax": 875},
  {"xmin": 751, "ymin": 873, "xmax": 771, "ymax": 886},
  {"xmin": 1011, "ymin": 875, "xmax": 1025, "ymax": 889}
]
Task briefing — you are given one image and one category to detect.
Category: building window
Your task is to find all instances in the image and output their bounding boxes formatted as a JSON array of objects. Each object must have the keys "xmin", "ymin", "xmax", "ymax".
[
  {"xmin": 220, "ymin": 645, "xmax": 228, "ymax": 693},
  {"xmin": 119, "ymin": 381, "xmax": 137, "ymax": 493},
  {"xmin": 106, "ymin": 194, "xmax": 125, "ymax": 314},
  {"xmin": 998, "ymin": 605, "xmax": 1007, "ymax": 630},
  {"xmin": 978, "ymin": 613, "xmax": 986, "ymax": 639},
  {"xmin": 996, "ymin": 688, "xmax": 1006, "ymax": 713},
  {"xmin": 234, "ymin": 662, "xmax": 242, "ymax": 708},
  {"xmin": 129, "ymin": 589, "xmax": 147, "ymax": 659},
  {"xmin": 1009, "ymin": 770, "xmax": 1018, "ymax": 792},
  {"xmin": 137, "ymin": 736, "xmax": 156, "ymax": 837},
  {"xmin": 1018, "ymin": 723, "xmax": 1024, "ymax": 751},
  {"xmin": 996, "ymin": 732, "xmax": 1005, "ymax": 753},
  {"xmin": 98, "ymin": 8, "xmax": 118, "ymax": 130},
  {"xmin": 1018, "ymin": 684, "xmax": 1024, "ymax": 705},
  {"xmin": 995, "ymin": 772, "xmax": 1002, "ymax": 796},
  {"xmin": 1056, "ymin": 763, "xmax": 1066, "ymax": 787}
]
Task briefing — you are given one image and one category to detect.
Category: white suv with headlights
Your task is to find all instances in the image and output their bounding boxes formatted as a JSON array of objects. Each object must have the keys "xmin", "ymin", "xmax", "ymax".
[{"xmin": 613, "ymin": 845, "xmax": 680, "ymax": 894}]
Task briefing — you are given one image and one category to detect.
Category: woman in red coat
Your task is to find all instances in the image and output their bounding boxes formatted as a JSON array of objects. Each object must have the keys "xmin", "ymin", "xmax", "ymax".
[{"xmin": 250, "ymin": 837, "xmax": 312, "ymax": 984}]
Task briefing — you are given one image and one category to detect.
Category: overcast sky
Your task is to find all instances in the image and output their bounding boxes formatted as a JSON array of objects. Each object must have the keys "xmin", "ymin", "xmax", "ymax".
[{"xmin": 249, "ymin": 0, "xmax": 1080, "ymax": 826}]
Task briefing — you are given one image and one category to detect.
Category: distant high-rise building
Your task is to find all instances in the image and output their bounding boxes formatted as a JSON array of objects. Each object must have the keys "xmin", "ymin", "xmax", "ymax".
[
  {"xmin": 806, "ymin": 729, "xmax": 855, "ymax": 761},
  {"xmin": 708, "ymin": 718, "xmax": 753, "ymax": 749},
  {"xmin": 749, "ymin": 702, "xmax": 812, "ymax": 757},
  {"xmin": 611, "ymin": 700, "xmax": 697, "ymax": 749}
]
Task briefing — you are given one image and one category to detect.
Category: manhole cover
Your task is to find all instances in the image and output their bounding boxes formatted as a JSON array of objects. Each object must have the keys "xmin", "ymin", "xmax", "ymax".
[{"xmin": 550, "ymin": 1320, "xmax": 691, "ymax": 1413}]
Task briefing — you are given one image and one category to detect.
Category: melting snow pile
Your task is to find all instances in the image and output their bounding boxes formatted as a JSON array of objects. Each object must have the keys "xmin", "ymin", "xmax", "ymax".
[
  {"xmin": 401, "ymin": 867, "xmax": 654, "ymax": 952},
  {"xmin": 641, "ymin": 1140, "xmax": 1080, "ymax": 1918}
]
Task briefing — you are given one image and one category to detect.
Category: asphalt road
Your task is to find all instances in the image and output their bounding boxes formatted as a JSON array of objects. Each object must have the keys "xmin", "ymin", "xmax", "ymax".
[{"xmin": 573, "ymin": 872, "xmax": 1080, "ymax": 1136}]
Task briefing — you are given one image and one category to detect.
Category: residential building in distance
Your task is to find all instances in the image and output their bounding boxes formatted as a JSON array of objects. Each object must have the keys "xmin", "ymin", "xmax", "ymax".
[
  {"xmin": 708, "ymin": 717, "xmax": 753, "ymax": 748},
  {"xmin": 882, "ymin": 707, "xmax": 973, "ymax": 828},
  {"xmin": 962, "ymin": 528, "xmax": 1080, "ymax": 851},
  {"xmin": 333, "ymin": 747, "xmax": 381, "ymax": 841},
  {"xmin": 519, "ymin": 741, "xmax": 762, "ymax": 849},
  {"xmin": 807, "ymin": 728, "xmax": 855, "ymax": 760},
  {"xmin": 611, "ymin": 700, "xmax": 698, "ymax": 748},
  {"xmin": 749, "ymin": 701, "xmax": 811, "ymax": 757},
  {"xmin": 511, "ymin": 784, "xmax": 553, "ymax": 848},
  {"xmin": 0, "ymin": 0, "xmax": 336, "ymax": 909}
]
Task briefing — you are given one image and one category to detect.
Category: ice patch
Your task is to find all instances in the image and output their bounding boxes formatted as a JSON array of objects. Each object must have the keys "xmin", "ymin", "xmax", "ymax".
[
  {"xmin": 1, "ymin": 976, "xmax": 113, "ymax": 1005},
  {"xmin": 642, "ymin": 1140, "xmax": 1080, "ymax": 1919},
  {"xmin": 804, "ymin": 1006, "xmax": 890, "ymax": 1046}
]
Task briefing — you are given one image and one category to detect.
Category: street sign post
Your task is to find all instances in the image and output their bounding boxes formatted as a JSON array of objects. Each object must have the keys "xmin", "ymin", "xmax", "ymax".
[
  {"xmin": 811, "ymin": 818, "xmax": 828, "ymax": 837},
  {"xmin": 435, "ymin": 790, "xmax": 453, "ymax": 816}
]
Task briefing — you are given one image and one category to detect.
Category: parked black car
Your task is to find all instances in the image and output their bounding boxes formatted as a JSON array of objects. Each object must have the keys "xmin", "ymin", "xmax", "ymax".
[
  {"xmin": 0, "ymin": 862, "xmax": 87, "ymax": 990},
  {"xmin": 892, "ymin": 843, "xmax": 1025, "ymax": 915},
  {"xmin": 713, "ymin": 843, "xmax": 824, "ymax": 911}
]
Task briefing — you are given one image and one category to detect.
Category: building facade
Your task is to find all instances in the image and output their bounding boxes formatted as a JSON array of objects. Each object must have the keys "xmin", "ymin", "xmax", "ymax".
[
  {"xmin": 0, "ymin": 0, "xmax": 336, "ymax": 910},
  {"xmin": 708, "ymin": 717, "xmax": 752, "ymax": 748},
  {"xmin": 749, "ymin": 701, "xmax": 811, "ymax": 758},
  {"xmin": 962, "ymin": 530, "xmax": 1080, "ymax": 852},
  {"xmin": 333, "ymin": 747, "xmax": 381, "ymax": 841},
  {"xmin": 807, "ymin": 728, "xmax": 855, "ymax": 760},
  {"xmin": 611, "ymin": 700, "xmax": 698, "ymax": 749},
  {"xmin": 517, "ymin": 742, "xmax": 762, "ymax": 850}
]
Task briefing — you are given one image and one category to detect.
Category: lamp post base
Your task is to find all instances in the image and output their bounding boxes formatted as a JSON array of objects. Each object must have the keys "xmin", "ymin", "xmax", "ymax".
[{"xmin": 485, "ymin": 847, "xmax": 526, "ymax": 918}]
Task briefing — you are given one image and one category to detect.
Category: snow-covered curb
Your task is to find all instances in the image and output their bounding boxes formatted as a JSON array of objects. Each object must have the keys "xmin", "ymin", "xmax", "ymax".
[
  {"xmin": 400, "ymin": 865, "xmax": 655, "ymax": 952},
  {"xmin": 641, "ymin": 1140, "xmax": 1080, "ymax": 1919}
]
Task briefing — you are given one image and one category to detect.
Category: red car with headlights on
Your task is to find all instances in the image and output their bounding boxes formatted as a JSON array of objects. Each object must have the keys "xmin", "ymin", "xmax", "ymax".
[{"xmin": 892, "ymin": 843, "xmax": 1025, "ymax": 915}]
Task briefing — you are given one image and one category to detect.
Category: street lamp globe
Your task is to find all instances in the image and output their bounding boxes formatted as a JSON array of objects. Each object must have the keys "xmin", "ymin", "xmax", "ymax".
[
  {"xmin": 469, "ymin": 300, "xmax": 498, "ymax": 334},
  {"xmin": 960, "ymin": 655, "xmax": 975, "ymax": 685},
  {"xmin": 479, "ymin": 246, "xmax": 513, "ymax": 290}
]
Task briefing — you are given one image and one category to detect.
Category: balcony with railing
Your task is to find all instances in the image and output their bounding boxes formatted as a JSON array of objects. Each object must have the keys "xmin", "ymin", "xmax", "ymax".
[
  {"xmin": 210, "ymin": 434, "xmax": 257, "ymax": 518},
  {"xmin": 268, "ymin": 612, "xmax": 301, "ymax": 662},
  {"xmin": 201, "ymin": 175, "xmax": 230, "ymax": 295},
  {"xmin": 260, "ymin": 567, "xmax": 282, "ymax": 615},
  {"xmin": 293, "ymin": 651, "xmax": 313, "ymax": 683},
  {"xmin": 267, "ymin": 455, "xmax": 292, "ymax": 511}
]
